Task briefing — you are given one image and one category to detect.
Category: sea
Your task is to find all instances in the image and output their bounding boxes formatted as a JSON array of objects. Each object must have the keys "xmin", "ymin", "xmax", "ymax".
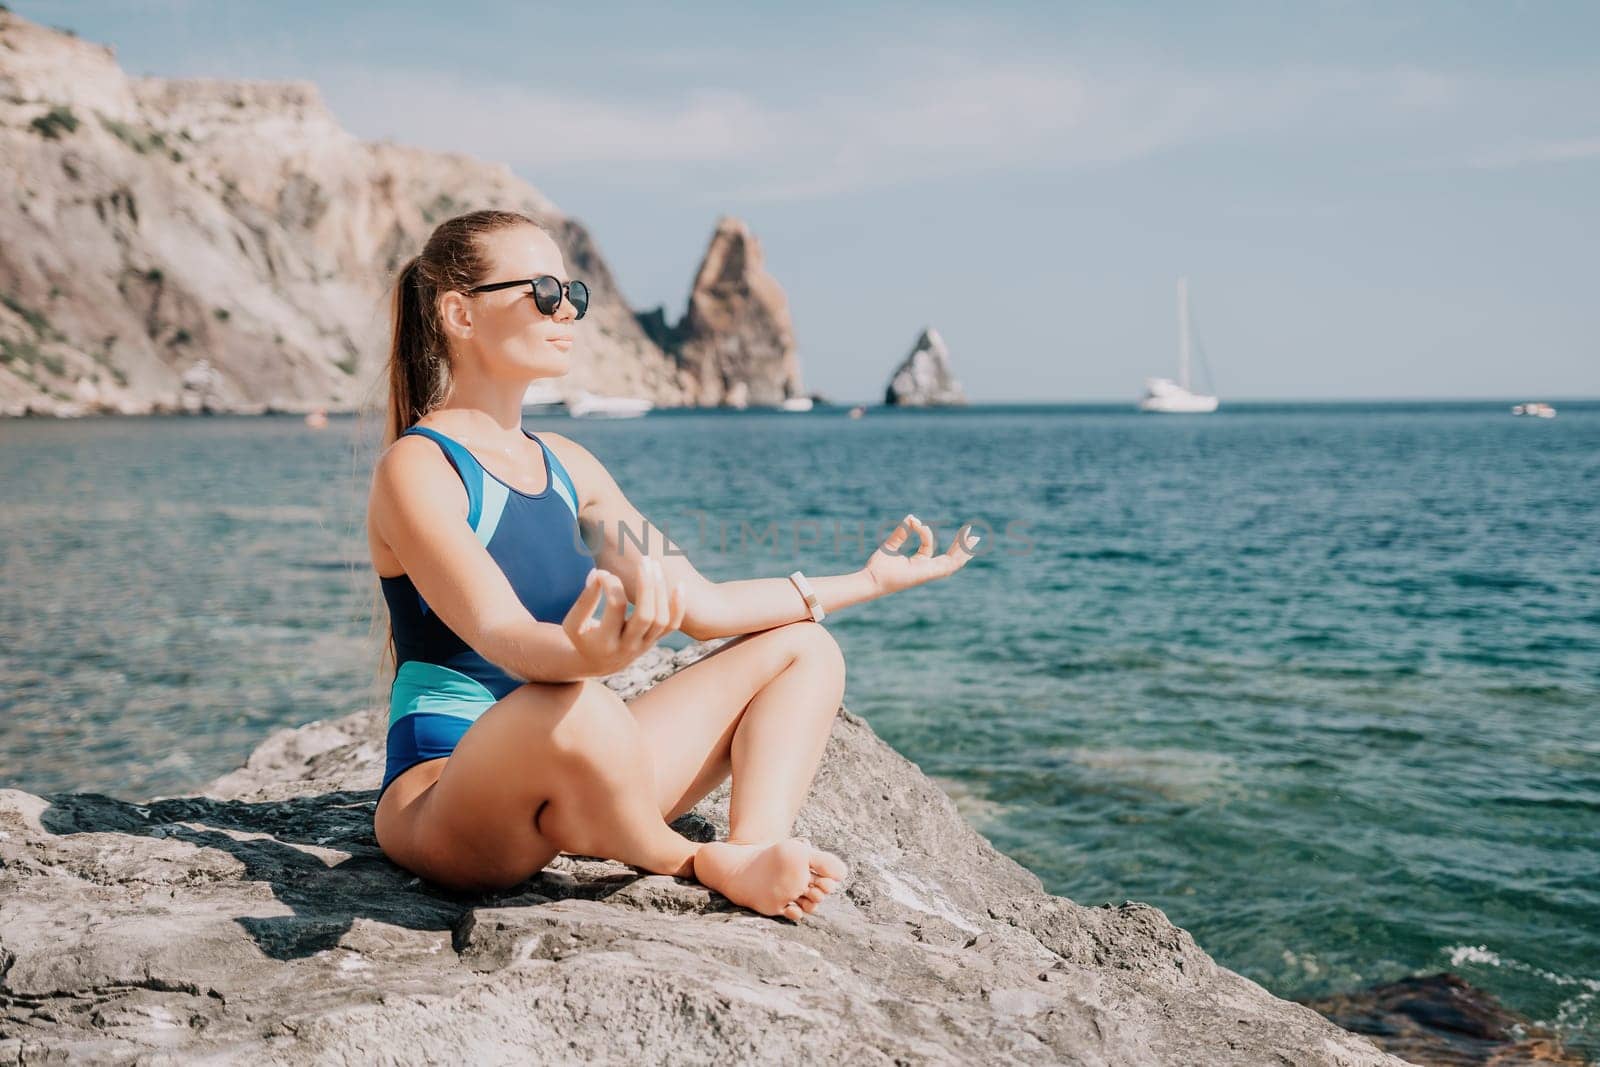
[{"xmin": 2, "ymin": 401, "xmax": 1596, "ymax": 1056}]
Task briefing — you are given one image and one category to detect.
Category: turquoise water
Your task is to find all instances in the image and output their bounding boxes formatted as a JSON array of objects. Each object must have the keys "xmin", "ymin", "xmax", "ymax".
[{"xmin": 1, "ymin": 402, "xmax": 1596, "ymax": 1054}]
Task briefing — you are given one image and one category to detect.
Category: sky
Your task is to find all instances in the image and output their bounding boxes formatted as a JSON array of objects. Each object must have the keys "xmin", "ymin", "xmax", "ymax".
[{"xmin": 15, "ymin": 0, "xmax": 1600, "ymax": 402}]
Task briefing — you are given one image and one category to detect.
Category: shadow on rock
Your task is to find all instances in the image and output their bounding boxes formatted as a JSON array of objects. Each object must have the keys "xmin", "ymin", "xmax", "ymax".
[{"xmin": 32, "ymin": 788, "xmax": 721, "ymax": 961}]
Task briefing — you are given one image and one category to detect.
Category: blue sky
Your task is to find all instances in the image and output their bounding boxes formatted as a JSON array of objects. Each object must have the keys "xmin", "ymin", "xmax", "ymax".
[{"xmin": 17, "ymin": 1, "xmax": 1600, "ymax": 401}]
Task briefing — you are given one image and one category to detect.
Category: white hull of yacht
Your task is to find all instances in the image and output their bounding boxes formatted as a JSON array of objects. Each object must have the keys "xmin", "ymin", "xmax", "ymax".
[
  {"xmin": 521, "ymin": 381, "xmax": 566, "ymax": 414},
  {"xmin": 568, "ymin": 391, "xmax": 653, "ymax": 419},
  {"xmin": 1138, "ymin": 378, "xmax": 1219, "ymax": 413}
]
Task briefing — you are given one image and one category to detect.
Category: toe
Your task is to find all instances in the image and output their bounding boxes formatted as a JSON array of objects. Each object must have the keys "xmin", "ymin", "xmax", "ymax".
[
  {"xmin": 812, "ymin": 876, "xmax": 841, "ymax": 894},
  {"xmin": 795, "ymin": 894, "xmax": 820, "ymax": 914},
  {"xmin": 781, "ymin": 902, "xmax": 805, "ymax": 922},
  {"xmin": 808, "ymin": 849, "xmax": 848, "ymax": 880},
  {"xmin": 802, "ymin": 885, "xmax": 826, "ymax": 903}
]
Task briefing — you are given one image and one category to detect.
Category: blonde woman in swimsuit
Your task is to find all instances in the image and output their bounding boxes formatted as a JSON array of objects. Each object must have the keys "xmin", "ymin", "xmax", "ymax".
[{"xmin": 369, "ymin": 210, "xmax": 979, "ymax": 920}]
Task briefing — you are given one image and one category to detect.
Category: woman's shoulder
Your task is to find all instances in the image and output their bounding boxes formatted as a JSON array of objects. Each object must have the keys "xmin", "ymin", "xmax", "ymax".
[
  {"xmin": 527, "ymin": 430, "xmax": 617, "ymax": 513},
  {"xmin": 530, "ymin": 429, "xmax": 595, "ymax": 475},
  {"xmin": 370, "ymin": 431, "xmax": 467, "ymax": 504}
]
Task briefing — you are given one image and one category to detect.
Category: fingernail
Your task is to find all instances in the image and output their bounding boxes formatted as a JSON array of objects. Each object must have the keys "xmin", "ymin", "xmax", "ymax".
[
  {"xmin": 969, "ymin": 535, "xmax": 982, "ymax": 547},
  {"xmin": 905, "ymin": 513, "xmax": 918, "ymax": 525}
]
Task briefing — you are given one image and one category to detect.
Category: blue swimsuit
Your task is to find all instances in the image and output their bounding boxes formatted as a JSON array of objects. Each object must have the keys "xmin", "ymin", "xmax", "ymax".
[{"xmin": 377, "ymin": 425, "xmax": 596, "ymax": 800}]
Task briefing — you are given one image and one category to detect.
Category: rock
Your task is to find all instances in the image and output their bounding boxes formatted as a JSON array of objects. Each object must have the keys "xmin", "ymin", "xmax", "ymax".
[
  {"xmin": 0, "ymin": 11, "xmax": 687, "ymax": 417},
  {"xmin": 884, "ymin": 326, "xmax": 968, "ymax": 406},
  {"xmin": 1305, "ymin": 972, "xmax": 1587, "ymax": 1065},
  {"xmin": 646, "ymin": 216, "xmax": 806, "ymax": 408},
  {"xmin": 0, "ymin": 641, "xmax": 1402, "ymax": 1064}
]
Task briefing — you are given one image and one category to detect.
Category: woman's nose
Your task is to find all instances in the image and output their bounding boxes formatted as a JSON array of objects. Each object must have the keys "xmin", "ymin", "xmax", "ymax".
[{"xmin": 552, "ymin": 295, "xmax": 578, "ymax": 322}]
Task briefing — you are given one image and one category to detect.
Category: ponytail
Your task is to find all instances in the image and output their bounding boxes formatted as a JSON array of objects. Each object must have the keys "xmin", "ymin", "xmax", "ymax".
[{"xmin": 386, "ymin": 255, "xmax": 444, "ymax": 445}]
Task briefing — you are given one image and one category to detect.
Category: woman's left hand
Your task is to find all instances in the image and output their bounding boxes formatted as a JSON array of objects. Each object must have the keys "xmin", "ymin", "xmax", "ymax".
[{"xmin": 863, "ymin": 514, "xmax": 980, "ymax": 596}]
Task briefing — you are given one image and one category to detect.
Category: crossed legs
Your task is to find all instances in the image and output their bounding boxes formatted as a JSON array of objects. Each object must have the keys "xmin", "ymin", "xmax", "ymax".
[{"xmin": 373, "ymin": 622, "xmax": 848, "ymax": 919}]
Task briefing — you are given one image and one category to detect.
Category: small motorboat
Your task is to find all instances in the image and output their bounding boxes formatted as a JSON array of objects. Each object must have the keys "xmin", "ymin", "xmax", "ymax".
[
  {"xmin": 780, "ymin": 396, "xmax": 814, "ymax": 412},
  {"xmin": 1511, "ymin": 402, "xmax": 1557, "ymax": 419},
  {"xmin": 568, "ymin": 390, "xmax": 653, "ymax": 419},
  {"xmin": 521, "ymin": 380, "xmax": 567, "ymax": 415}
]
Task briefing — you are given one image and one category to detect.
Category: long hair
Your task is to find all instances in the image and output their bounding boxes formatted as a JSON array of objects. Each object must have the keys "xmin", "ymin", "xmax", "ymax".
[{"xmin": 377, "ymin": 208, "xmax": 545, "ymax": 675}]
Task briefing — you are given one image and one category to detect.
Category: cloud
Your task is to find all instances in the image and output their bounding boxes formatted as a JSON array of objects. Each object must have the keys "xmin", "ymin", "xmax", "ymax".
[
  {"xmin": 1465, "ymin": 136, "xmax": 1600, "ymax": 170},
  {"xmin": 309, "ymin": 53, "xmax": 1496, "ymax": 202}
]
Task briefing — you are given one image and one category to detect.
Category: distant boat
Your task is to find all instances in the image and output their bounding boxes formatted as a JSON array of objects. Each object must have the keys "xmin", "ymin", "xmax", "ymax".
[
  {"xmin": 568, "ymin": 390, "xmax": 652, "ymax": 419},
  {"xmin": 1139, "ymin": 277, "xmax": 1219, "ymax": 414},
  {"xmin": 779, "ymin": 396, "xmax": 814, "ymax": 412},
  {"xmin": 847, "ymin": 405, "xmax": 866, "ymax": 419},
  {"xmin": 303, "ymin": 407, "xmax": 328, "ymax": 430},
  {"xmin": 1511, "ymin": 402, "xmax": 1557, "ymax": 419},
  {"xmin": 521, "ymin": 379, "xmax": 566, "ymax": 415}
]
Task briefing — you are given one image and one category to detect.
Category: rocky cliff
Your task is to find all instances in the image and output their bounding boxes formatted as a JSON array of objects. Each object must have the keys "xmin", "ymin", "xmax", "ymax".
[
  {"xmin": 885, "ymin": 326, "xmax": 968, "ymax": 407},
  {"xmin": 0, "ymin": 639, "xmax": 1404, "ymax": 1065},
  {"xmin": 0, "ymin": 12, "xmax": 799, "ymax": 417},
  {"xmin": 640, "ymin": 216, "xmax": 806, "ymax": 409}
]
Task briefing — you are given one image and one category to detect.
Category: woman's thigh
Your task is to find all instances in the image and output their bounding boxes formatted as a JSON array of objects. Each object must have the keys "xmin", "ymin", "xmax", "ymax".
[
  {"xmin": 374, "ymin": 678, "xmax": 592, "ymax": 892},
  {"xmin": 626, "ymin": 622, "xmax": 842, "ymax": 821}
]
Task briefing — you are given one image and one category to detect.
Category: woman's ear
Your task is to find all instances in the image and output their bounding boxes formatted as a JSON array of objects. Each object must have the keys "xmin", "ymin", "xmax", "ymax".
[{"xmin": 438, "ymin": 290, "xmax": 474, "ymax": 341}]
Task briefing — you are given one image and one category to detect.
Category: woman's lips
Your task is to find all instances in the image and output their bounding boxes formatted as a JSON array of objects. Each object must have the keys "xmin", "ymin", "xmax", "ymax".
[{"xmin": 549, "ymin": 336, "xmax": 574, "ymax": 349}]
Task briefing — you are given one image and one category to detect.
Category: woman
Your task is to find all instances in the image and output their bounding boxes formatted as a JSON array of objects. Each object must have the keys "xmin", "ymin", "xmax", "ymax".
[{"xmin": 369, "ymin": 209, "xmax": 979, "ymax": 921}]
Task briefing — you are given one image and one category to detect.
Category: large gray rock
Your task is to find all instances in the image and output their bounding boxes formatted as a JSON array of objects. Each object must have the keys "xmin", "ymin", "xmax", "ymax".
[
  {"xmin": 0, "ymin": 11, "xmax": 688, "ymax": 417},
  {"xmin": 885, "ymin": 327, "xmax": 968, "ymax": 407},
  {"xmin": 0, "ymin": 641, "xmax": 1402, "ymax": 1064}
]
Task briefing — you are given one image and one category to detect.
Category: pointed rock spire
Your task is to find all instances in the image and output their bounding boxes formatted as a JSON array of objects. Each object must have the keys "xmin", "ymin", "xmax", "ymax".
[
  {"xmin": 668, "ymin": 216, "xmax": 804, "ymax": 408},
  {"xmin": 884, "ymin": 327, "xmax": 967, "ymax": 406}
]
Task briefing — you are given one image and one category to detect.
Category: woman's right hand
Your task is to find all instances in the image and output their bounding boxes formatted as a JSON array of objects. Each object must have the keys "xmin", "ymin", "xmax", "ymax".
[{"xmin": 560, "ymin": 558, "xmax": 687, "ymax": 678}]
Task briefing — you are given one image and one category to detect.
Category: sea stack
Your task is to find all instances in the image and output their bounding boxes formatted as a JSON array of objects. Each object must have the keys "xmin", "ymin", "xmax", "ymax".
[
  {"xmin": 647, "ymin": 216, "xmax": 805, "ymax": 408},
  {"xmin": 884, "ymin": 326, "xmax": 967, "ymax": 406}
]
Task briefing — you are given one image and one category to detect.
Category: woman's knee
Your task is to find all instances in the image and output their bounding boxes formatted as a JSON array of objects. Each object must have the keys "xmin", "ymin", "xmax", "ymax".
[
  {"xmin": 538, "ymin": 678, "xmax": 643, "ymax": 773},
  {"xmin": 786, "ymin": 620, "xmax": 845, "ymax": 680}
]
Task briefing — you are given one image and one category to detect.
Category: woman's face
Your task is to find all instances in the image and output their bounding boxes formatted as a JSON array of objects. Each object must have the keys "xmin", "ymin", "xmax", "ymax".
[{"xmin": 446, "ymin": 224, "xmax": 580, "ymax": 381}]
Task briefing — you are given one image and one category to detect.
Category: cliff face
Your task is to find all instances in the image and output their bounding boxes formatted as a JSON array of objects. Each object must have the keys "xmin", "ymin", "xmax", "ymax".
[
  {"xmin": 885, "ymin": 326, "xmax": 968, "ymax": 407},
  {"xmin": 0, "ymin": 13, "xmax": 794, "ymax": 416},
  {"xmin": 0, "ymin": 640, "xmax": 1402, "ymax": 1065},
  {"xmin": 644, "ymin": 216, "xmax": 805, "ymax": 408}
]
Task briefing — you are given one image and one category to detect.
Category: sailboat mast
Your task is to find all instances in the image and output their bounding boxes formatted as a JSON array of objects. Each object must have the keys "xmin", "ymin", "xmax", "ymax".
[{"xmin": 1177, "ymin": 276, "xmax": 1191, "ymax": 390}]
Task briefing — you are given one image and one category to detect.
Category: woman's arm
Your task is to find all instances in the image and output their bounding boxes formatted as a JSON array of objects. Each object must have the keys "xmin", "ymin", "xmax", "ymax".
[
  {"xmin": 542, "ymin": 433, "xmax": 979, "ymax": 641},
  {"xmin": 370, "ymin": 437, "xmax": 599, "ymax": 682}
]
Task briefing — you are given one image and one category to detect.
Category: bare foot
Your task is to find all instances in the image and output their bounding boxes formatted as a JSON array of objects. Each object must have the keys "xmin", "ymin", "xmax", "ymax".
[{"xmin": 693, "ymin": 838, "xmax": 848, "ymax": 920}]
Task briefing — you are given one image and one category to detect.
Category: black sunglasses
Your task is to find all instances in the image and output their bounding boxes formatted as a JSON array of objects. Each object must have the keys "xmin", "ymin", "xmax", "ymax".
[{"xmin": 465, "ymin": 275, "xmax": 589, "ymax": 319}]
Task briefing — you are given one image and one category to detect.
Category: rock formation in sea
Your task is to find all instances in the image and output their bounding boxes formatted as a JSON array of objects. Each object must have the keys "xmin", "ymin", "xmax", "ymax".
[
  {"xmin": 884, "ymin": 326, "xmax": 968, "ymax": 407},
  {"xmin": 1305, "ymin": 972, "xmax": 1588, "ymax": 1066},
  {"xmin": 0, "ymin": 13, "xmax": 799, "ymax": 417},
  {"xmin": 638, "ymin": 216, "xmax": 806, "ymax": 409},
  {"xmin": 0, "ymin": 639, "xmax": 1404, "ymax": 1065}
]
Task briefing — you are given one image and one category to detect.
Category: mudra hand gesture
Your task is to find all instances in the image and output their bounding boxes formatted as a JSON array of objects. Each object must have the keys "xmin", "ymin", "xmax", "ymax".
[
  {"xmin": 864, "ymin": 514, "xmax": 981, "ymax": 595},
  {"xmin": 561, "ymin": 559, "xmax": 687, "ymax": 678}
]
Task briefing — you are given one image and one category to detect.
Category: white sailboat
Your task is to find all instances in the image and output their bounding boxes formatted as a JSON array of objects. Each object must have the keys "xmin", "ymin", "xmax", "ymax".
[
  {"xmin": 1138, "ymin": 277, "xmax": 1219, "ymax": 414},
  {"xmin": 568, "ymin": 389, "xmax": 653, "ymax": 419}
]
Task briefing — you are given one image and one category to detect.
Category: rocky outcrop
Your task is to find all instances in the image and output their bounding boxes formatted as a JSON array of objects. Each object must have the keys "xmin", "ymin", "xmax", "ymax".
[
  {"xmin": 0, "ymin": 12, "xmax": 700, "ymax": 416},
  {"xmin": 642, "ymin": 216, "xmax": 805, "ymax": 408},
  {"xmin": 0, "ymin": 640, "xmax": 1402, "ymax": 1065},
  {"xmin": 885, "ymin": 326, "xmax": 967, "ymax": 407},
  {"xmin": 1306, "ymin": 973, "xmax": 1587, "ymax": 1065}
]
